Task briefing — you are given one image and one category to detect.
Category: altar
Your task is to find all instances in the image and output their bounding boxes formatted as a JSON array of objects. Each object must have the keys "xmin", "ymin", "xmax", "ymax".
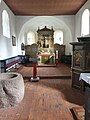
[
  {"xmin": 38, "ymin": 53, "xmax": 55, "ymax": 64},
  {"xmin": 25, "ymin": 26, "xmax": 65, "ymax": 65}
]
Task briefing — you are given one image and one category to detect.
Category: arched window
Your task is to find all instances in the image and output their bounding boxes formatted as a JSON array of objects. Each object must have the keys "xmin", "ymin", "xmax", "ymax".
[
  {"xmin": 27, "ymin": 32, "xmax": 35, "ymax": 45},
  {"xmin": 54, "ymin": 30, "xmax": 63, "ymax": 45},
  {"xmin": 2, "ymin": 10, "xmax": 10, "ymax": 38},
  {"xmin": 81, "ymin": 9, "xmax": 89, "ymax": 36}
]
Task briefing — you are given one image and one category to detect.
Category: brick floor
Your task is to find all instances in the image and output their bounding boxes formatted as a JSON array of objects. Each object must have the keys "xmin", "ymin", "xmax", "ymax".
[
  {"xmin": 9, "ymin": 63, "xmax": 71, "ymax": 78},
  {"xmin": 0, "ymin": 79, "xmax": 85, "ymax": 120},
  {"xmin": 0, "ymin": 64, "xmax": 85, "ymax": 120}
]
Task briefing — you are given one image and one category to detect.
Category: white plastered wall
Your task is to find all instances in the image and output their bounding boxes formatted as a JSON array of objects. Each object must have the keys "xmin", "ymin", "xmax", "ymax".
[
  {"xmin": 75, "ymin": 0, "xmax": 90, "ymax": 42},
  {"xmin": 0, "ymin": 1, "xmax": 17, "ymax": 59}
]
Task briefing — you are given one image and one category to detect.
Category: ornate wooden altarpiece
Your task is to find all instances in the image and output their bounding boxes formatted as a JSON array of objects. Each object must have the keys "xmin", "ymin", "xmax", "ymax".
[
  {"xmin": 37, "ymin": 26, "xmax": 55, "ymax": 64},
  {"xmin": 37, "ymin": 26, "xmax": 54, "ymax": 50}
]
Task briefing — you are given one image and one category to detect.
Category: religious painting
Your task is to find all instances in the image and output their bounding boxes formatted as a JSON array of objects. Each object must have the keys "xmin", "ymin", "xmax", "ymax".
[
  {"xmin": 37, "ymin": 26, "xmax": 54, "ymax": 49},
  {"xmin": 74, "ymin": 51, "xmax": 82, "ymax": 67},
  {"xmin": 12, "ymin": 36, "xmax": 16, "ymax": 46}
]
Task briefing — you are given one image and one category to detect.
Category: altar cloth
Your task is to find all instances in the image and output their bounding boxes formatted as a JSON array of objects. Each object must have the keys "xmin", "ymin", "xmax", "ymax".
[{"xmin": 79, "ymin": 73, "xmax": 90, "ymax": 85}]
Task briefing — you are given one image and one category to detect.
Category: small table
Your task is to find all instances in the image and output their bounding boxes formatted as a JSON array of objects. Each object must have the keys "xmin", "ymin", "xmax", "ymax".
[{"xmin": 79, "ymin": 73, "xmax": 90, "ymax": 91}]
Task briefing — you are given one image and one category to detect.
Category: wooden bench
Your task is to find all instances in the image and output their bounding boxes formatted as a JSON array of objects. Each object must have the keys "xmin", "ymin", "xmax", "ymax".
[
  {"xmin": 0, "ymin": 55, "xmax": 26, "ymax": 72},
  {"xmin": 6, "ymin": 59, "xmax": 22, "ymax": 67}
]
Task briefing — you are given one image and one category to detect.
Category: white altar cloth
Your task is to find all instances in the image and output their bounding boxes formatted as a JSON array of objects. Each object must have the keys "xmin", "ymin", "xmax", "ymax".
[{"xmin": 79, "ymin": 73, "xmax": 90, "ymax": 85}]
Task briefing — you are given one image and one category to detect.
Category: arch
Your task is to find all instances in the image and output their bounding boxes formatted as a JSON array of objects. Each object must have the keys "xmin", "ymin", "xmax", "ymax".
[
  {"xmin": 18, "ymin": 16, "xmax": 72, "ymax": 55},
  {"xmin": 2, "ymin": 10, "xmax": 10, "ymax": 38},
  {"xmin": 81, "ymin": 9, "xmax": 89, "ymax": 36}
]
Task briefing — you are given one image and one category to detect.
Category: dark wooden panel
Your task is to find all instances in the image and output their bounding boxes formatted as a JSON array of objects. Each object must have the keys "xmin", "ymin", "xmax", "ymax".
[{"xmin": 70, "ymin": 37, "xmax": 90, "ymax": 91}]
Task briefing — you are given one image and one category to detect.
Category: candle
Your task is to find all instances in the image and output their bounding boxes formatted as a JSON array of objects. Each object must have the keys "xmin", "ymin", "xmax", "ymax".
[{"xmin": 56, "ymin": 50, "xmax": 58, "ymax": 59}]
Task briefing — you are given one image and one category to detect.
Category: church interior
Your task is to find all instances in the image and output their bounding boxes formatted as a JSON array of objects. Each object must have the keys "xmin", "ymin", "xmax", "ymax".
[{"xmin": 0, "ymin": 0, "xmax": 90, "ymax": 120}]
